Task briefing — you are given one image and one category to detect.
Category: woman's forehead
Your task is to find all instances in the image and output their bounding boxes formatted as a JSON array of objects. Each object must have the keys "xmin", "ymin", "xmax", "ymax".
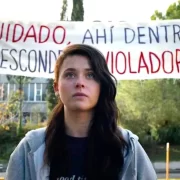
[{"xmin": 60, "ymin": 55, "xmax": 92, "ymax": 70}]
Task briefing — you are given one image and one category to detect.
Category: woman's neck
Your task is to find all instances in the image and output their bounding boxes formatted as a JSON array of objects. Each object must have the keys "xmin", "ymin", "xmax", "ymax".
[{"xmin": 64, "ymin": 108, "xmax": 94, "ymax": 137}]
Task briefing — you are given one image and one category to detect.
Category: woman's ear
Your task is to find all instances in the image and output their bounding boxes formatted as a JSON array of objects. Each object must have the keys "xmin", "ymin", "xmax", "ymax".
[{"xmin": 53, "ymin": 82, "xmax": 59, "ymax": 96}]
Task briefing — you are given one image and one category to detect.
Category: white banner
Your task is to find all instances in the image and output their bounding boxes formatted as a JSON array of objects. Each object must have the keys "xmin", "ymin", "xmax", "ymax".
[{"xmin": 0, "ymin": 19, "xmax": 180, "ymax": 80}]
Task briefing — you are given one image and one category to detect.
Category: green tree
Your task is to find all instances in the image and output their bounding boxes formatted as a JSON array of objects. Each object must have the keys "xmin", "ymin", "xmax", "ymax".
[
  {"xmin": 46, "ymin": 0, "xmax": 68, "ymax": 114},
  {"xmin": 0, "ymin": 90, "xmax": 24, "ymax": 124},
  {"xmin": 46, "ymin": 79, "xmax": 58, "ymax": 115},
  {"xmin": 6, "ymin": 75, "xmax": 33, "ymax": 135},
  {"xmin": 60, "ymin": 0, "xmax": 68, "ymax": 21},
  {"xmin": 151, "ymin": 0, "xmax": 180, "ymax": 20},
  {"xmin": 116, "ymin": 79, "xmax": 180, "ymax": 144},
  {"xmin": 71, "ymin": 0, "xmax": 84, "ymax": 21}
]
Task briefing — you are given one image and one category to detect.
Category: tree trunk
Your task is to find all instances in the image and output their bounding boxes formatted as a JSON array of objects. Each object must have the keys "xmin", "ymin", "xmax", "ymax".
[{"xmin": 17, "ymin": 76, "xmax": 23, "ymax": 136}]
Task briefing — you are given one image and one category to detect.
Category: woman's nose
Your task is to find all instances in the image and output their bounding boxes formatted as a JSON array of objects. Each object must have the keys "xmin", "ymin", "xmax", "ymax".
[
  {"xmin": 75, "ymin": 82, "xmax": 85, "ymax": 88},
  {"xmin": 75, "ymin": 77, "xmax": 85, "ymax": 88}
]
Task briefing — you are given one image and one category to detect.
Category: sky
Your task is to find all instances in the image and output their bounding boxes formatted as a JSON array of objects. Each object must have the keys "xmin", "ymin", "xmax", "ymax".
[{"xmin": 0, "ymin": 0, "xmax": 177, "ymax": 22}]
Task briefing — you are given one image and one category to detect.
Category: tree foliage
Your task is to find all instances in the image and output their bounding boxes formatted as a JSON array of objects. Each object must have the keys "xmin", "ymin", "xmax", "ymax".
[
  {"xmin": 151, "ymin": 0, "xmax": 180, "ymax": 20},
  {"xmin": 6, "ymin": 75, "xmax": 33, "ymax": 135},
  {"xmin": 0, "ymin": 90, "xmax": 22, "ymax": 124},
  {"xmin": 116, "ymin": 79, "xmax": 180, "ymax": 144},
  {"xmin": 60, "ymin": 0, "xmax": 68, "ymax": 21},
  {"xmin": 46, "ymin": 80, "xmax": 58, "ymax": 115},
  {"xmin": 71, "ymin": 0, "xmax": 84, "ymax": 21}
]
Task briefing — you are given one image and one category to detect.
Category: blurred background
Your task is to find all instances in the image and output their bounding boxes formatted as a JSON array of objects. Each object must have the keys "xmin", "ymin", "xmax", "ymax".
[{"xmin": 0, "ymin": 0, "xmax": 180, "ymax": 179}]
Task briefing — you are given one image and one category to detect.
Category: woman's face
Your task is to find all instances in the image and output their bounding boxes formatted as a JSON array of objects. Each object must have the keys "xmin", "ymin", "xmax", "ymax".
[{"xmin": 56, "ymin": 55, "xmax": 100, "ymax": 111}]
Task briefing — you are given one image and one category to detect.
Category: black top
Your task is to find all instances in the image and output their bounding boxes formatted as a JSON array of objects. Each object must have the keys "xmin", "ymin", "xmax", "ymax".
[{"xmin": 57, "ymin": 135, "xmax": 88, "ymax": 180}]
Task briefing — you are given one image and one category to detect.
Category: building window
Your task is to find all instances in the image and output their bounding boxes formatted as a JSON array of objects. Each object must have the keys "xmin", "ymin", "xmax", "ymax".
[
  {"xmin": 36, "ymin": 83, "xmax": 42, "ymax": 101},
  {"xmin": 29, "ymin": 84, "xmax": 35, "ymax": 101},
  {"xmin": 0, "ymin": 83, "xmax": 48, "ymax": 102},
  {"xmin": 9, "ymin": 84, "xmax": 17, "ymax": 92},
  {"xmin": 42, "ymin": 84, "xmax": 47, "ymax": 101},
  {"xmin": 26, "ymin": 83, "xmax": 47, "ymax": 102},
  {"xmin": 23, "ymin": 84, "xmax": 29, "ymax": 101}
]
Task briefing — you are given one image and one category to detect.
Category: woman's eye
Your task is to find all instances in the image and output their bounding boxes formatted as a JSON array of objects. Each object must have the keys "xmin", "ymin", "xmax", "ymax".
[
  {"xmin": 87, "ymin": 72, "xmax": 95, "ymax": 79},
  {"xmin": 65, "ymin": 72, "xmax": 75, "ymax": 78}
]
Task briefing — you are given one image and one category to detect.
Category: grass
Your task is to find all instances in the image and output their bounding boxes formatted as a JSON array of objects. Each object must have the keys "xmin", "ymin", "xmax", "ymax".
[
  {"xmin": 145, "ymin": 145, "xmax": 180, "ymax": 162},
  {"xmin": 0, "ymin": 158, "xmax": 8, "ymax": 165}
]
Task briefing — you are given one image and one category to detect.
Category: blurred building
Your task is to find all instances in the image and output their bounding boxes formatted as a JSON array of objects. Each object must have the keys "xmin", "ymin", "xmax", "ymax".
[{"xmin": 0, "ymin": 74, "xmax": 48, "ymax": 123}]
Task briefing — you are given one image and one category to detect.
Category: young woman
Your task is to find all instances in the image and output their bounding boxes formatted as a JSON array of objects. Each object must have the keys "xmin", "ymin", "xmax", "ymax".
[{"xmin": 6, "ymin": 44, "xmax": 157, "ymax": 180}]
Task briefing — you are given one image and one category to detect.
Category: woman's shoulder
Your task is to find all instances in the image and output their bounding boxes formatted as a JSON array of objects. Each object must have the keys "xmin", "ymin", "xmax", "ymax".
[
  {"xmin": 24, "ymin": 127, "xmax": 47, "ymax": 151},
  {"xmin": 118, "ymin": 126, "xmax": 139, "ymax": 144},
  {"xmin": 13, "ymin": 127, "xmax": 47, "ymax": 154},
  {"xmin": 25, "ymin": 127, "xmax": 46, "ymax": 139}
]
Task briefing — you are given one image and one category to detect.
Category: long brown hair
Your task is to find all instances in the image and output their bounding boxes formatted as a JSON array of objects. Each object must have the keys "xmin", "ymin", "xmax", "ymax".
[{"xmin": 44, "ymin": 44, "xmax": 128, "ymax": 180}]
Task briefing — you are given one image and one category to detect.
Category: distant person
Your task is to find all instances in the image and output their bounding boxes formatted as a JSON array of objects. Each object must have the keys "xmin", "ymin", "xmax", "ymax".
[{"xmin": 6, "ymin": 44, "xmax": 157, "ymax": 180}]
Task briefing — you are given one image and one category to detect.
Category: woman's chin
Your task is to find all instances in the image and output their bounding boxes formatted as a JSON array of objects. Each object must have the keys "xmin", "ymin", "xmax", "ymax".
[{"xmin": 68, "ymin": 104, "xmax": 92, "ymax": 112}]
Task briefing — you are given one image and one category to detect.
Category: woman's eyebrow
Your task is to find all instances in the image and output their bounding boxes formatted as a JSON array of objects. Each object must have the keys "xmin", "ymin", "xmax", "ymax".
[
  {"xmin": 64, "ymin": 68, "xmax": 76, "ymax": 72},
  {"xmin": 64, "ymin": 68, "xmax": 93, "ymax": 72}
]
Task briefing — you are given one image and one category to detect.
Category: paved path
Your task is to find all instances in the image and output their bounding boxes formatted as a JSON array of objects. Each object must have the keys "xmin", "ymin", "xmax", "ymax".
[
  {"xmin": 157, "ymin": 172, "xmax": 180, "ymax": 178},
  {"xmin": 154, "ymin": 161, "xmax": 180, "ymax": 171},
  {"xmin": 0, "ymin": 172, "xmax": 5, "ymax": 179}
]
